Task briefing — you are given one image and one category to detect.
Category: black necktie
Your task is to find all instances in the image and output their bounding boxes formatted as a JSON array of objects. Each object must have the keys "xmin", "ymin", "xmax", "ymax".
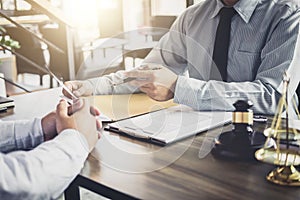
[{"xmin": 211, "ymin": 7, "xmax": 236, "ymax": 81}]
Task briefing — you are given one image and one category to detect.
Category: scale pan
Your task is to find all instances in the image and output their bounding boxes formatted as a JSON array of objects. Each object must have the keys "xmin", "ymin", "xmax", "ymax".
[
  {"xmin": 255, "ymin": 148, "xmax": 300, "ymax": 166},
  {"xmin": 264, "ymin": 128, "xmax": 300, "ymax": 140}
]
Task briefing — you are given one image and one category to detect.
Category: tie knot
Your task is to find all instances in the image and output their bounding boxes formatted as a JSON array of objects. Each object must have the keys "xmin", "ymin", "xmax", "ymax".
[{"xmin": 219, "ymin": 7, "xmax": 236, "ymax": 19}]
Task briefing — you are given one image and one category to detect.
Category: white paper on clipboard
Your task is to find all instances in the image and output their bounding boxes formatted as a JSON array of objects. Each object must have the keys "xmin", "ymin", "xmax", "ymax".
[{"xmin": 107, "ymin": 105, "xmax": 232, "ymax": 145}]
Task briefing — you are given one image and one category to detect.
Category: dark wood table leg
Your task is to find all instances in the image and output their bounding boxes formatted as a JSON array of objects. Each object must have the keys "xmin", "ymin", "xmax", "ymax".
[{"xmin": 64, "ymin": 179, "xmax": 80, "ymax": 200}]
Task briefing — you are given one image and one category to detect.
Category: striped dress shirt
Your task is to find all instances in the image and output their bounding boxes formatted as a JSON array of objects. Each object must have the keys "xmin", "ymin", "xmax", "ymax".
[
  {"xmin": 89, "ymin": 0, "xmax": 300, "ymax": 115},
  {"xmin": 143, "ymin": 0, "xmax": 300, "ymax": 114}
]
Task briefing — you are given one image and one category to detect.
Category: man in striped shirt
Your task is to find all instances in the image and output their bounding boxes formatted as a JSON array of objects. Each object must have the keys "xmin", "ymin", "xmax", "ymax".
[{"xmin": 64, "ymin": 0, "xmax": 300, "ymax": 115}]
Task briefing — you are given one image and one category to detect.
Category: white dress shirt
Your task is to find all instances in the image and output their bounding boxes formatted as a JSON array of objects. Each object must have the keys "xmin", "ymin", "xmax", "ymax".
[
  {"xmin": 86, "ymin": 0, "xmax": 300, "ymax": 115},
  {"xmin": 0, "ymin": 119, "xmax": 89, "ymax": 200}
]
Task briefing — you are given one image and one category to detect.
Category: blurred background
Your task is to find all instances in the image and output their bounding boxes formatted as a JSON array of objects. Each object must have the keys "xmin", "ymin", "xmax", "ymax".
[{"xmin": 0, "ymin": 0, "xmax": 203, "ymax": 96}]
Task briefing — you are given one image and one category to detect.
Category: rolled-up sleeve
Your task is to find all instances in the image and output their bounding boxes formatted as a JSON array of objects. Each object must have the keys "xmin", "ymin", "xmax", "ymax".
[
  {"xmin": 174, "ymin": 11, "xmax": 300, "ymax": 114},
  {"xmin": 145, "ymin": 4, "xmax": 300, "ymax": 115}
]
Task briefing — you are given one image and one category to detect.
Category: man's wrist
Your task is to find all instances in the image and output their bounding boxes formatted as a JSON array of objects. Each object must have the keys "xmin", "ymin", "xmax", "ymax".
[{"xmin": 41, "ymin": 112, "xmax": 58, "ymax": 141}]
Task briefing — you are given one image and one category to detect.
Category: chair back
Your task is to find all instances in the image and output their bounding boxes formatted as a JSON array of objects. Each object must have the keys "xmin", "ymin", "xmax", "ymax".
[{"xmin": 5, "ymin": 25, "xmax": 49, "ymax": 75}]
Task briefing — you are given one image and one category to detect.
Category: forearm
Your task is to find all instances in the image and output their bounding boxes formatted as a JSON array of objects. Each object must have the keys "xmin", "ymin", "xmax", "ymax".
[
  {"xmin": 0, "ymin": 129, "xmax": 89, "ymax": 200},
  {"xmin": 174, "ymin": 76, "xmax": 280, "ymax": 115},
  {"xmin": 0, "ymin": 119, "xmax": 44, "ymax": 153}
]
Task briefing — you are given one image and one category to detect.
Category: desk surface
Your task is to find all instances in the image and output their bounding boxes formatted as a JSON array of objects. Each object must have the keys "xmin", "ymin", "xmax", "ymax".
[{"xmin": 2, "ymin": 89, "xmax": 300, "ymax": 200}]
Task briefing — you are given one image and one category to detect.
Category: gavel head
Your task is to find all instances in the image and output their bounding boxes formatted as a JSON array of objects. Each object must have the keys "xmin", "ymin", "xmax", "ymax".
[{"xmin": 232, "ymin": 100, "xmax": 254, "ymax": 137}]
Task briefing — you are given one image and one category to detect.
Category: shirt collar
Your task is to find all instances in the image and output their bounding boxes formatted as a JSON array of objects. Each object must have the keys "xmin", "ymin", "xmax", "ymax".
[{"xmin": 210, "ymin": 0, "xmax": 260, "ymax": 23}]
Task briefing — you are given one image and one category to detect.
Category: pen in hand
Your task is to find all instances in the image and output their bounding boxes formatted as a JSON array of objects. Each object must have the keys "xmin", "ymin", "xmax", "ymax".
[
  {"xmin": 113, "ymin": 77, "xmax": 147, "ymax": 86},
  {"xmin": 113, "ymin": 66, "xmax": 162, "ymax": 86}
]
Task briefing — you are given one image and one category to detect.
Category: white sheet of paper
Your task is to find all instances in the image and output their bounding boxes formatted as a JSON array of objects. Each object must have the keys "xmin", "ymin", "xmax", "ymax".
[{"xmin": 109, "ymin": 105, "xmax": 232, "ymax": 145}]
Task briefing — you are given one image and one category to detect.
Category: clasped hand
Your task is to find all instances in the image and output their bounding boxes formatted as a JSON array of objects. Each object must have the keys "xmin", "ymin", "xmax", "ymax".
[{"xmin": 42, "ymin": 98, "xmax": 102, "ymax": 152}]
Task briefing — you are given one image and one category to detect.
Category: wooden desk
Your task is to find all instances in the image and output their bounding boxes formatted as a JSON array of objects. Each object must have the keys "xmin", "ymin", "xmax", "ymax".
[{"xmin": 1, "ymin": 89, "xmax": 300, "ymax": 200}]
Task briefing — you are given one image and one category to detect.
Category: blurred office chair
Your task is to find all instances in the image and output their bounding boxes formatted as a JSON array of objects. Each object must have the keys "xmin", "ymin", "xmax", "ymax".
[
  {"xmin": 39, "ymin": 23, "xmax": 72, "ymax": 83},
  {"xmin": 5, "ymin": 25, "xmax": 50, "ymax": 86},
  {"xmin": 122, "ymin": 16, "xmax": 177, "ymax": 68},
  {"xmin": 150, "ymin": 16, "xmax": 177, "ymax": 41},
  {"xmin": 76, "ymin": 38, "xmax": 125, "ymax": 80}
]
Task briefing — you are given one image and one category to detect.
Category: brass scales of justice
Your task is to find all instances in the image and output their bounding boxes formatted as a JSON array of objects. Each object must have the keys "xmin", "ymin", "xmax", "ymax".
[{"xmin": 255, "ymin": 72, "xmax": 300, "ymax": 186}]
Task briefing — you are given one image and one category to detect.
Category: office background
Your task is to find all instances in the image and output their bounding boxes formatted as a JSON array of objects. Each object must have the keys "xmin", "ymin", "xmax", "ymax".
[
  {"xmin": 1, "ymin": 1, "xmax": 300, "ymax": 200},
  {"xmin": 0, "ymin": 0, "xmax": 201, "ymax": 96}
]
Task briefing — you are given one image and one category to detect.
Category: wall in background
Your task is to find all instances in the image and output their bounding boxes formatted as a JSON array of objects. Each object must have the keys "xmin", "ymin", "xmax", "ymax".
[{"xmin": 151, "ymin": 0, "xmax": 186, "ymax": 16}]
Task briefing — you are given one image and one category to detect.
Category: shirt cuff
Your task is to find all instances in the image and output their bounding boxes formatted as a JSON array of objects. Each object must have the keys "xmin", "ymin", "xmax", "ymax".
[
  {"xmin": 174, "ymin": 76, "xmax": 201, "ymax": 109},
  {"xmin": 174, "ymin": 76, "xmax": 237, "ymax": 111}
]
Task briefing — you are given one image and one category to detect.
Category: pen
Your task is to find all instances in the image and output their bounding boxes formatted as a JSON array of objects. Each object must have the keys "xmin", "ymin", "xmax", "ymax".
[
  {"xmin": 113, "ymin": 66, "xmax": 162, "ymax": 86},
  {"xmin": 113, "ymin": 77, "xmax": 147, "ymax": 86}
]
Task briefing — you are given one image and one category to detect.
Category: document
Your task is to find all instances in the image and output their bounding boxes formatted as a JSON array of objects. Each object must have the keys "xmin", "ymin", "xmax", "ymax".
[
  {"xmin": 60, "ymin": 93, "xmax": 176, "ymax": 122},
  {"xmin": 93, "ymin": 94, "xmax": 177, "ymax": 122},
  {"xmin": 0, "ymin": 96, "xmax": 14, "ymax": 109},
  {"xmin": 107, "ymin": 105, "xmax": 232, "ymax": 145}
]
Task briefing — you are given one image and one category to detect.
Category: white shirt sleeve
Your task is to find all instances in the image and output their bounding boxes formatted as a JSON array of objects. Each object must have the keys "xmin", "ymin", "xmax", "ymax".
[
  {"xmin": 0, "ymin": 121, "xmax": 89, "ymax": 200},
  {"xmin": 0, "ymin": 119, "xmax": 44, "ymax": 153}
]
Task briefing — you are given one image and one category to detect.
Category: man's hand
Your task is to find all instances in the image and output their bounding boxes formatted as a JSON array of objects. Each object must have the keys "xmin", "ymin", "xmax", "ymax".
[
  {"xmin": 41, "ymin": 99, "xmax": 93, "ymax": 141},
  {"xmin": 56, "ymin": 98, "xmax": 101, "ymax": 152},
  {"xmin": 124, "ymin": 65, "xmax": 178, "ymax": 101},
  {"xmin": 63, "ymin": 81, "xmax": 93, "ymax": 98}
]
